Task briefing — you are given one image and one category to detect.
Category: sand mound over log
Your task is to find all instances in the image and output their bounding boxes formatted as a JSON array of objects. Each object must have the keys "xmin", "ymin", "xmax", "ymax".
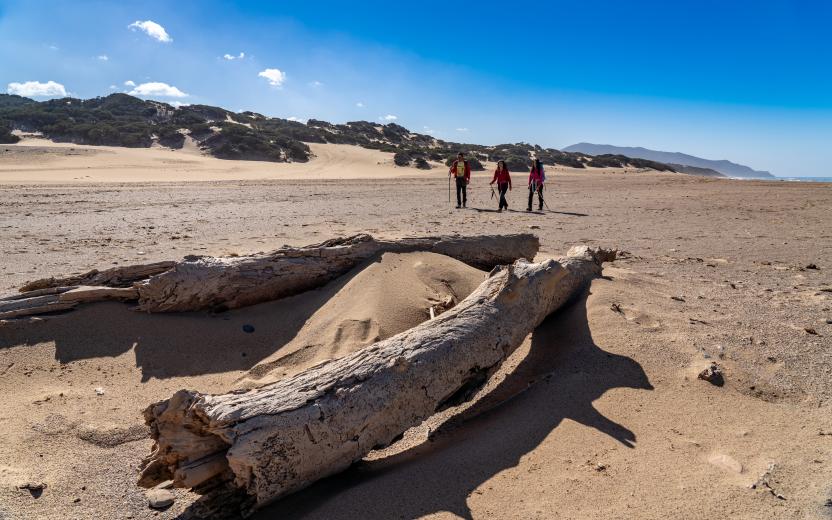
[{"xmin": 238, "ymin": 251, "xmax": 485, "ymax": 387}]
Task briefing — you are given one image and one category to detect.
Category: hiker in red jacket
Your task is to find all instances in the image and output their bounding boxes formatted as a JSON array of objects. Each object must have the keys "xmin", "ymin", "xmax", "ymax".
[
  {"xmin": 527, "ymin": 158, "xmax": 545, "ymax": 211},
  {"xmin": 448, "ymin": 152, "xmax": 471, "ymax": 208},
  {"xmin": 489, "ymin": 160, "xmax": 512, "ymax": 212}
]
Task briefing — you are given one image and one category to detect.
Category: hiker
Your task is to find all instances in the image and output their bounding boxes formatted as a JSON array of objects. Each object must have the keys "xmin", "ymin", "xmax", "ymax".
[
  {"xmin": 489, "ymin": 160, "xmax": 512, "ymax": 211},
  {"xmin": 448, "ymin": 152, "xmax": 471, "ymax": 208},
  {"xmin": 527, "ymin": 158, "xmax": 545, "ymax": 211}
]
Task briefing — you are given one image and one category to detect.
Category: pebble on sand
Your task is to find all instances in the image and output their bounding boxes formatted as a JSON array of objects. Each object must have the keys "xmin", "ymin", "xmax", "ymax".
[
  {"xmin": 146, "ymin": 488, "xmax": 175, "ymax": 509},
  {"xmin": 698, "ymin": 362, "xmax": 725, "ymax": 387}
]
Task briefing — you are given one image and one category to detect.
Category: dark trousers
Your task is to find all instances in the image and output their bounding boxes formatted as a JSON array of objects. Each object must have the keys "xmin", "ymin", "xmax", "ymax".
[
  {"xmin": 528, "ymin": 184, "xmax": 544, "ymax": 210},
  {"xmin": 497, "ymin": 183, "xmax": 509, "ymax": 209},
  {"xmin": 455, "ymin": 177, "xmax": 467, "ymax": 207}
]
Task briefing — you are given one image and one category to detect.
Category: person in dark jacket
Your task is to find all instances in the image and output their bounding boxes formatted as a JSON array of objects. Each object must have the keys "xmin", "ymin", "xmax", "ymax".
[
  {"xmin": 489, "ymin": 160, "xmax": 512, "ymax": 211},
  {"xmin": 448, "ymin": 152, "xmax": 471, "ymax": 208},
  {"xmin": 527, "ymin": 158, "xmax": 545, "ymax": 211}
]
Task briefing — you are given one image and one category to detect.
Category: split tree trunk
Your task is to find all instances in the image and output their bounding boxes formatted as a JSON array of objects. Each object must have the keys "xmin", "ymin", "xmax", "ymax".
[
  {"xmin": 138, "ymin": 245, "xmax": 616, "ymax": 517},
  {"xmin": 7, "ymin": 234, "xmax": 538, "ymax": 317}
]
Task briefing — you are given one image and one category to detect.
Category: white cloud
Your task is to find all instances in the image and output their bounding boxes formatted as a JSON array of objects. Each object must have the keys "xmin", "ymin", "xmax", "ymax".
[
  {"xmin": 128, "ymin": 81, "xmax": 188, "ymax": 98},
  {"xmin": 309, "ymin": 80, "xmax": 323, "ymax": 87},
  {"xmin": 356, "ymin": 102, "xmax": 365, "ymax": 108},
  {"xmin": 170, "ymin": 101, "xmax": 190, "ymax": 108},
  {"xmin": 456, "ymin": 127, "xmax": 469, "ymax": 132},
  {"xmin": 124, "ymin": 80, "xmax": 136, "ymax": 87},
  {"xmin": 287, "ymin": 116, "xmax": 306, "ymax": 123},
  {"xmin": 97, "ymin": 55, "xmax": 109, "ymax": 61},
  {"xmin": 109, "ymin": 84, "xmax": 117, "ymax": 89},
  {"xmin": 7, "ymin": 80, "xmax": 67, "ymax": 98},
  {"xmin": 423, "ymin": 126, "xmax": 437, "ymax": 135},
  {"xmin": 128, "ymin": 20, "xmax": 172, "ymax": 43},
  {"xmin": 382, "ymin": 114, "xmax": 398, "ymax": 121},
  {"xmin": 223, "ymin": 54, "xmax": 235, "ymax": 60},
  {"xmin": 223, "ymin": 52, "xmax": 246, "ymax": 60},
  {"xmin": 258, "ymin": 68, "xmax": 286, "ymax": 87},
  {"xmin": 47, "ymin": 44, "xmax": 59, "ymax": 51}
]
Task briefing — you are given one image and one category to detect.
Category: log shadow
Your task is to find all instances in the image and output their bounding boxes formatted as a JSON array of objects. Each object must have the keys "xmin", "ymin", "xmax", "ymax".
[
  {"xmin": 0, "ymin": 257, "xmax": 379, "ymax": 381},
  {"xmin": 255, "ymin": 290, "xmax": 652, "ymax": 520}
]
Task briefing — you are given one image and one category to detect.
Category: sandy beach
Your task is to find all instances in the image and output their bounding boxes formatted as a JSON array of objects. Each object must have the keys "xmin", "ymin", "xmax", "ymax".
[{"xmin": 1, "ymin": 141, "xmax": 831, "ymax": 519}]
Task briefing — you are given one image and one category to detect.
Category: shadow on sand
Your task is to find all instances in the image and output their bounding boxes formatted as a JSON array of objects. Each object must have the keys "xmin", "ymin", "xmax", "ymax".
[
  {"xmin": 0, "ymin": 258, "xmax": 377, "ymax": 381},
  {"xmin": 467, "ymin": 207, "xmax": 589, "ymax": 217},
  {"xmin": 255, "ymin": 290, "xmax": 652, "ymax": 520}
]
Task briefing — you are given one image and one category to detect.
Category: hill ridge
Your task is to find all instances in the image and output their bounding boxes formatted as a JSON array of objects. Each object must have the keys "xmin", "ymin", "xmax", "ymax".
[
  {"xmin": 2, "ymin": 92, "xmax": 682, "ymax": 174},
  {"xmin": 563, "ymin": 142, "xmax": 773, "ymax": 178}
]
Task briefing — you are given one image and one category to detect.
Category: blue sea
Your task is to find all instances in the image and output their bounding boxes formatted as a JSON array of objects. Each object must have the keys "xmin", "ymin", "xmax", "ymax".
[{"xmin": 776, "ymin": 176, "xmax": 832, "ymax": 183}]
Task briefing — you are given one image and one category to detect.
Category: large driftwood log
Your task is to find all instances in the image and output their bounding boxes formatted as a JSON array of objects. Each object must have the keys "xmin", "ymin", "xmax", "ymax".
[
  {"xmin": 138, "ymin": 245, "xmax": 616, "ymax": 516},
  {"xmin": 134, "ymin": 234, "xmax": 539, "ymax": 312},
  {"xmin": 6, "ymin": 234, "xmax": 537, "ymax": 318}
]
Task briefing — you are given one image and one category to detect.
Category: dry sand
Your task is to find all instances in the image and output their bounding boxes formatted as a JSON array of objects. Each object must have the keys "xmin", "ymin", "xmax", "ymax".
[{"xmin": 1, "ymin": 141, "xmax": 831, "ymax": 519}]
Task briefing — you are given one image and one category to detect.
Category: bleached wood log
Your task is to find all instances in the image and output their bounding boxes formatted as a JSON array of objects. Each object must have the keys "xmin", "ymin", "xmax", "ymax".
[
  {"xmin": 138, "ymin": 245, "xmax": 616, "ymax": 516},
  {"xmin": 20, "ymin": 261, "xmax": 176, "ymax": 292},
  {"xmin": 134, "ymin": 234, "xmax": 539, "ymax": 312},
  {"xmin": 0, "ymin": 286, "xmax": 140, "ymax": 320},
  {"xmin": 12, "ymin": 234, "xmax": 537, "ymax": 315}
]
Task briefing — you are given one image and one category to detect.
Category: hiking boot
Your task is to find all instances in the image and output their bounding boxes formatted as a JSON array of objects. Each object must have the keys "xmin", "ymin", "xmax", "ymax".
[
  {"xmin": 526, "ymin": 207, "xmax": 532, "ymax": 212},
  {"xmin": 497, "ymin": 208, "xmax": 502, "ymax": 213},
  {"xmin": 456, "ymin": 205, "xmax": 461, "ymax": 209},
  {"xmin": 539, "ymin": 205, "xmax": 543, "ymax": 211}
]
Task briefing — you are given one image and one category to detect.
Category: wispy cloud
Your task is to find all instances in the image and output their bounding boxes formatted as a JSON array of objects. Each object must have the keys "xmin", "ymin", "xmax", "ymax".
[
  {"xmin": 7, "ymin": 80, "xmax": 67, "ymax": 98},
  {"xmin": 124, "ymin": 80, "xmax": 136, "ymax": 87},
  {"xmin": 258, "ymin": 68, "xmax": 286, "ymax": 87},
  {"xmin": 382, "ymin": 114, "xmax": 398, "ymax": 121},
  {"xmin": 128, "ymin": 81, "xmax": 188, "ymax": 98},
  {"xmin": 128, "ymin": 20, "xmax": 172, "ymax": 43},
  {"xmin": 456, "ymin": 127, "xmax": 469, "ymax": 132},
  {"xmin": 223, "ymin": 52, "xmax": 246, "ymax": 60},
  {"xmin": 287, "ymin": 116, "xmax": 306, "ymax": 123},
  {"xmin": 423, "ymin": 126, "xmax": 438, "ymax": 135},
  {"xmin": 309, "ymin": 80, "xmax": 323, "ymax": 87},
  {"xmin": 109, "ymin": 84, "xmax": 117, "ymax": 89},
  {"xmin": 97, "ymin": 55, "xmax": 109, "ymax": 61},
  {"xmin": 356, "ymin": 102, "xmax": 365, "ymax": 108}
]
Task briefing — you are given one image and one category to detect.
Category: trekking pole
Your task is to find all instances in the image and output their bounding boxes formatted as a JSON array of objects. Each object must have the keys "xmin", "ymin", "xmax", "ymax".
[{"xmin": 539, "ymin": 185, "xmax": 551, "ymax": 211}]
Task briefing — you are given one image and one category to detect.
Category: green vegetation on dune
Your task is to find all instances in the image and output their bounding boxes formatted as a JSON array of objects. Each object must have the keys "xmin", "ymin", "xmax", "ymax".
[{"xmin": 0, "ymin": 93, "xmax": 677, "ymax": 172}]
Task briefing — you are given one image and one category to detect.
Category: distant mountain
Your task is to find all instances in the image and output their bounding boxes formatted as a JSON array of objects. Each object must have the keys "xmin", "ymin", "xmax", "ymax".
[{"xmin": 563, "ymin": 143, "xmax": 774, "ymax": 179}]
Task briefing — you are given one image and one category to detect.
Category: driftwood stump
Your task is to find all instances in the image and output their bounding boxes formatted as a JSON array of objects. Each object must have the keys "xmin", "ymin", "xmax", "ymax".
[{"xmin": 138, "ymin": 245, "xmax": 616, "ymax": 517}]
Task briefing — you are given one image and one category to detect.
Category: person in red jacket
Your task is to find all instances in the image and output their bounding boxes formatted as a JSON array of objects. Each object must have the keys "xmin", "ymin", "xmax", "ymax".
[
  {"xmin": 448, "ymin": 152, "xmax": 471, "ymax": 208},
  {"xmin": 489, "ymin": 160, "xmax": 512, "ymax": 212},
  {"xmin": 527, "ymin": 158, "xmax": 545, "ymax": 211}
]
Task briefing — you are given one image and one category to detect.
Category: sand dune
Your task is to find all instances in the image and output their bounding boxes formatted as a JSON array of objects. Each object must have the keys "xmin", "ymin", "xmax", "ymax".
[{"xmin": 0, "ymin": 138, "xmax": 451, "ymax": 183}]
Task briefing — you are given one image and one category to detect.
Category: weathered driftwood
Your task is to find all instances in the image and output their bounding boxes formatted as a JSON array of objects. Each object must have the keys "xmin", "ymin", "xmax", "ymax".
[
  {"xmin": 0, "ymin": 286, "xmax": 138, "ymax": 320},
  {"xmin": 134, "ymin": 234, "xmax": 539, "ymax": 312},
  {"xmin": 138, "ymin": 245, "xmax": 616, "ymax": 516},
  {"xmin": 19, "ymin": 261, "xmax": 175, "ymax": 292},
  {"xmin": 9, "ymin": 234, "xmax": 538, "ymax": 317}
]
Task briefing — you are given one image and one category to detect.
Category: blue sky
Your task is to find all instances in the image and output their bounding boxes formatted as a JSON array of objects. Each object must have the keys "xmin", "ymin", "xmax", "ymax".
[{"xmin": 1, "ymin": 0, "xmax": 831, "ymax": 176}]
